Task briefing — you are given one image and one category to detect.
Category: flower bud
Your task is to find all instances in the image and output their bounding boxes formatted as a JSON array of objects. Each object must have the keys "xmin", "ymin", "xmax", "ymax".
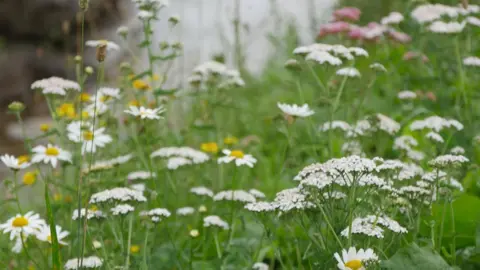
[
  {"xmin": 8, "ymin": 101, "xmax": 26, "ymax": 113},
  {"xmin": 159, "ymin": 41, "xmax": 169, "ymax": 50},
  {"xmin": 117, "ymin": 26, "xmax": 129, "ymax": 38},
  {"xmin": 79, "ymin": 0, "xmax": 89, "ymax": 11},
  {"xmin": 74, "ymin": 55, "xmax": 82, "ymax": 63},
  {"xmin": 189, "ymin": 229, "xmax": 199, "ymax": 238},
  {"xmin": 85, "ymin": 66, "xmax": 94, "ymax": 75},
  {"xmin": 168, "ymin": 15, "xmax": 180, "ymax": 25},
  {"xmin": 172, "ymin": 42, "xmax": 183, "ymax": 50},
  {"xmin": 284, "ymin": 59, "xmax": 301, "ymax": 71}
]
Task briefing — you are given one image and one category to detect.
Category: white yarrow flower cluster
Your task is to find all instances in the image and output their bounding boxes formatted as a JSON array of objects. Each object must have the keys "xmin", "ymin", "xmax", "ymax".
[
  {"xmin": 72, "ymin": 208, "xmax": 105, "ymax": 220},
  {"xmin": 277, "ymin": 103, "xmax": 314, "ymax": 118},
  {"xmin": 190, "ymin": 186, "xmax": 214, "ymax": 197},
  {"xmin": 189, "ymin": 61, "xmax": 245, "ymax": 89},
  {"xmin": 151, "ymin": 146, "xmax": 210, "ymax": 165},
  {"xmin": 341, "ymin": 215, "xmax": 407, "ymax": 238},
  {"xmin": 203, "ymin": 215, "xmax": 229, "ymax": 230},
  {"xmin": 213, "ymin": 190, "xmax": 256, "ymax": 203},
  {"xmin": 65, "ymin": 256, "xmax": 103, "ymax": 269},
  {"xmin": 428, "ymin": 21, "xmax": 466, "ymax": 34},
  {"xmin": 397, "ymin": 90, "xmax": 417, "ymax": 100},
  {"xmin": 110, "ymin": 204, "xmax": 135, "ymax": 216},
  {"xmin": 411, "ymin": 116, "xmax": 463, "ymax": 132},
  {"xmin": 381, "ymin": 11, "xmax": 404, "ymax": 25},
  {"xmin": 176, "ymin": 207, "xmax": 195, "ymax": 216},
  {"xmin": 89, "ymin": 188, "xmax": 147, "ymax": 204},
  {"xmin": 31, "ymin": 76, "xmax": 80, "ymax": 95},
  {"xmin": 127, "ymin": 171, "xmax": 156, "ymax": 180},
  {"xmin": 426, "ymin": 131, "xmax": 444, "ymax": 143},
  {"xmin": 463, "ymin": 56, "xmax": 480, "ymax": 66},
  {"xmin": 140, "ymin": 208, "xmax": 171, "ymax": 223},
  {"xmin": 336, "ymin": 67, "xmax": 361, "ymax": 77},
  {"xmin": 428, "ymin": 154, "xmax": 469, "ymax": 167},
  {"xmin": 244, "ymin": 202, "xmax": 277, "ymax": 212}
]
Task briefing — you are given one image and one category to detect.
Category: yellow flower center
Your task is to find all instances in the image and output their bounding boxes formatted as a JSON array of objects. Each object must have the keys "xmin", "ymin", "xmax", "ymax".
[
  {"xmin": 81, "ymin": 111, "xmax": 90, "ymax": 119},
  {"xmin": 18, "ymin": 155, "xmax": 30, "ymax": 165},
  {"xmin": 56, "ymin": 103, "xmax": 76, "ymax": 119},
  {"xmin": 45, "ymin": 147, "xmax": 60, "ymax": 156},
  {"xmin": 47, "ymin": 235, "xmax": 52, "ymax": 242},
  {"xmin": 54, "ymin": 193, "xmax": 63, "ymax": 201},
  {"xmin": 40, "ymin": 124, "xmax": 50, "ymax": 132},
  {"xmin": 345, "ymin": 259, "xmax": 362, "ymax": 270},
  {"xmin": 133, "ymin": 80, "xmax": 150, "ymax": 91},
  {"xmin": 12, "ymin": 216, "xmax": 29, "ymax": 227},
  {"xmin": 230, "ymin": 150, "xmax": 244, "ymax": 158},
  {"xmin": 79, "ymin": 93, "xmax": 91, "ymax": 102},
  {"xmin": 23, "ymin": 172, "xmax": 37, "ymax": 186},
  {"xmin": 201, "ymin": 142, "xmax": 219, "ymax": 154},
  {"xmin": 130, "ymin": 245, "xmax": 140, "ymax": 254},
  {"xmin": 224, "ymin": 136, "xmax": 238, "ymax": 145},
  {"xmin": 90, "ymin": 205, "xmax": 98, "ymax": 211},
  {"xmin": 83, "ymin": 131, "xmax": 94, "ymax": 141}
]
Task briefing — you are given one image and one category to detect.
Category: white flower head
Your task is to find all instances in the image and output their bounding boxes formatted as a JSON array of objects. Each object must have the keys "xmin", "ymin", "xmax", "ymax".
[
  {"xmin": 141, "ymin": 208, "xmax": 171, "ymax": 223},
  {"xmin": 305, "ymin": 51, "xmax": 343, "ymax": 65},
  {"xmin": 214, "ymin": 190, "xmax": 257, "ymax": 203},
  {"xmin": 381, "ymin": 11, "xmax": 404, "ymax": 25},
  {"xmin": 376, "ymin": 114, "xmax": 400, "ymax": 135},
  {"xmin": 410, "ymin": 116, "xmax": 463, "ymax": 132},
  {"xmin": 393, "ymin": 136, "xmax": 418, "ymax": 151},
  {"xmin": 89, "ymin": 187, "xmax": 147, "ymax": 204},
  {"xmin": 450, "ymin": 146, "xmax": 465, "ymax": 155},
  {"xmin": 397, "ymin": 91, "xmax": 417, "ymax": 100},
  {"xmin": 203, "ymin": 215, "xmax": 229, "ymax": 230},
  {"xmin": 218, "ymin": 149, "xmax": 257, "ymax": 168},
  {"xmin": 249, "ymin": 189, "xmax": 266, "ymax": 199},
  {"xmin": 466, "ymin": 16, "xmax": 480, "ymax": 27},
  {"xmin": 110, "ymin": 204, "xmax": 135, "ymax": 216},
  {"xmin": 190, "ymin": 186, "xmax": 214, "ymax": 197},
  {"xmin": 273, "ymin": 188, "xmax": 315, "ymax": 212},
  {"xmin": 65, "ymin": 256, "xmax": 103, "ymax": 269},
  {"xmin": 429, "ymin": 21, "xmax": 466, "ymax": 34},
  {"xmin": 1, "ymin": 154, "xmax": 30, "ymax": 170},
  {"xmin": 244, "ymin": 202, "xmax": 277, "ymax": 213},
  {"xmin": 320, "ymin": 121, "xmax": 351, "ymax": 132},
  {"xmin": 336, "ymin": 67, "xmax": 361, "ymax": 77},
  {"xmin": 0, "ymin": 212, "xmax": 45, "ymax": 240},
  {"xmin": 176, "ymin": 207, "xmax": 195, "ymax": 216},
  {"xmin": 252, "ymin": 262, "xmax": 269, "ymax": 270},
  {"xmin": 277, "ymin": 103, "xmax": 314, "ymax": 118},
  {"xmin": 130, "ymin": 183, "xmax": 146, "ymax": 192},
  {"xmin": 31, "ymin": 144, "xmax": 72, "ymax": 168},
  {"xmin": 72, "ymin": 208, "xmax": 105, "ymax": 220},
  {"xmin": 36, "ymin": 224, "xmax": 69, "ymax": 245},
  {"xmin": 167, "ymin": 157, "xmax": 193, "ymax": 170},
  {"xmin": 334, "ymin": 247, "xmax": 379, "ymax": 270},
  {"xmin": 428, "ymin": 154, "xmax": 469, "ymax": 168},
  {"xmin": 85, "ymin": 40, "xmax": 120, "ymax": 51},
  {"xmin": 463, "ymin": 56, "xmax": 480, "ymax": 66},
  {"xmin": 125, "ymin": 105, "xmax": 165, "ymax": 120},
  {"xmin": 369, "ymin": 63, "xmax": 387, "ymax": 72},
  {"xmin": 31, "ymin": 76, "xmax": 80, "ymax": 95},
  {"xmin": 127, "ymin": 171, "xmax": 156, "ymax": 181},
  {"xmin": 151, "ymin": 146, "xmax": 210, "ymax": 164},
  {"xmin": 411, "ymin": 4, "xmax": 460, "ymax": 24},
  {"xmin": 426, "ymin": 131, "xmax": 444, "ymax": 143},
  {"xmin": 67, "ymin": 123, "xmax": 112, "ymax": 154},
  {"xmin": 117, "ymin": 26, "xmax": 129, "ymax": 36}
]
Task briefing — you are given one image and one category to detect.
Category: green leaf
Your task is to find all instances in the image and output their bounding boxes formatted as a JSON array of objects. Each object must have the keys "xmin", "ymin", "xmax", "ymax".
[{"xmin": 381, "ymin": 243, "xmax": 452, "ymax": 270}]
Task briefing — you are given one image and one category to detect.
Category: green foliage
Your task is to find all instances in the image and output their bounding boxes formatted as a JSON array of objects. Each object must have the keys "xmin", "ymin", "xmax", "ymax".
[{"xmin": 382, "ymin": 243, "xmax": 453, "ymax": 270}]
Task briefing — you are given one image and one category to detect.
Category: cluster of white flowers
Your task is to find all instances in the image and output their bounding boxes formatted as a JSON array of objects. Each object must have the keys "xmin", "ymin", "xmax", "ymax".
[
  {"xmin": 428, "ymin": 154, "xmax": 469, "ymax": 167},
  {"xmin": 190, "ymin": 186, "xmax": 214, "ymax": 197},
  {"xmin": 127, "ymin": 171, "xmax": 156, "ymax": 181},
  {"xmin": 151, "ymin": 147, "xmax": 210, "ymax": 168},
  {"xmin": 65, "ymin": 256, "xmax": 103, "ymax": 269},
  {"xmin": 428, "ymin": 21, "xmax": 466, "ymax": 33},
  {"xmin": 89, "ymin": 187, "xmax": 147, "ymax": 204},
  {"xmin": 294, "ymin": 44, "xmax": 368, "ymax": 66},
  {"xmin": 110, "ymin": 204, "xmax": 135, "ymax": 216},
  {"xmin": 213, "ymin": 190, "xmax": 257, "ymax": 203},
  {"xmin": 203, "ymin": 215, "xmax": 229, "ymax": 230},
  {"xmin": 140, "ymin": 208, "xmax": 171, "ymax": 223},
  {"xmin": 320, "ymin": 114, "xmax": 398, "ymax": 139},
  {"xmin": 31, "ymin": 76, "xmax": 80, "ymax": 95},
  {"xmin": 244, "ymin": 201, "xmax": 277, "ymax": 212},
  {"xmin": 176, "ymin": 207, "xmax": 195, "ymax": 216},
  {"xmin": 277, "ymin": 103, "xmax": 315, "ymax": 118},
  {"xmin": 188, "ymin": 61, "xmax": 245, "ymax": 89},
  {"xmin": 336, "ymin": 67, "xmax": 361, "ymax": 77},
  {"xmin": 463, "ymin": 56, "xmax": 480, "ymax": 66},
  {"xmin": 450, "ymin": 146, "xmax": 465, "ymax": 155},
  {"xmin": 425, "ymin": 131, "xmax": 444, "ymax": 143},
  {"xmin": 369, "ymin": 63, "xmax": 387, "ymax": 72},
  {"xmin": 341, "ymin": 215, "xmax": 407, "ymax": 238},
  {"xmin": 397, "ymin": 90, "xmax": 417, "ymax": 100},
  {"xmin": 72, "ymin": 208, "xmax": 105, "ymax": 220},
  {"xmin": 411, "ymin": 4, "xmax": 478, "ymax": 24},
  {"xmin": 82, "ymin": 154, "xmax": 133, "ymax": 174},
  {"xmin": 381, "ymin": 11, "xmax": 404, "ymax": 25}
]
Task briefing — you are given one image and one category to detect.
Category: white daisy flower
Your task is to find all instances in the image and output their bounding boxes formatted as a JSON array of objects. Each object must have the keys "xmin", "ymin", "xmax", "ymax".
[
  {"xmin": 252, "ymin": 262, "xmax": 269, "ymax": 270},
  {"xmin": 190, "ymin": 186, "xmax": 214, "ymax": 197},
  {"xmin": 124, "ymin": 105, "xmax": 165, "ymax": 120},
  {"xmin": 176, "ymin": 207, "xmax": 195, "ymax": 216},
  {"xmin": 397, "ymin": 91, "xmax": 417, "ymax": 100},
  {"xmin": 31, "ymin": 144, "xmax": 72, "ymax": 168},
  {"xmin": 65, "ymin": 256, "xmax": 103, "ymax": 269},
  {"xmin": 249, "ymin": 189, "xmax": 266, "ymax": 199},
  {"xmin": 429, "ymin": 21, "xmax": 466, "ymax": 34},
  {"xmin": 277, "ymin": 103, "xmax": 314, "ymax": 118},
  {"xmin": 213, "ymin": 190, "xmax": 257, "ymax": 203},
  {"xmin": 127, "ymin": 171, "xmax": 156, "ymax": 181},
  {"xmin": 67, "ymin": 124, "xmax": 112, "ymax": 154},
  {"xmin": 12, "ymin": 235, "xmax": 26, "ymax": 253},
  {"xmin": 336, "ymin": 67, "xmax": 361, "ymax": 77},
  {"xmin": 305, "ymin": 51, "xmax": 343, "ymax": 66},
  {"xmin": 381, "ymin": 11, "xmax": 404, "ymax": 25},
  {"xmin": 463, "ymin": 56, "xmax": 480, "ymax": 66},
  {"xmin": 426, "ymin": 131, "xmax": 444, "ymax": 143},
  {"xmin": 0, "ymin": 154, "xmax": 30, "ymax": 170},
  {"xmin": 369, "ymin": 63, "xmax": 387, "ymax": 72},
  {"xmin": 72, "ymin": 208, "xmax": 105, "ymax": 220},
  {"xmin": 334, "ymin": 247, "xmax": 379, "ymax": 270},
  {"xmin": 217, "ymin": 149, "xmax": 257, "ymax": 168},
  {"xmin": 110, "ymin": 204, "xmax": 135, "ymax": 216},
  {"xmin": 89, "ymin": 187, "xmax": 147, "ymax": 204},
  {"xmin": 85, "ymin": 40, "xmax": 120, "ymax": 51},
  {"xmin": 203, "ymin": 215, "xmax": 229, "ymax": 230},
  {"xmin": 31, "ymin": 76, "xmax": 80, "ymax": 95},
  {"xmin": 36, "ymin": 225, "xmax": 69, "ymax": 245},
  {"xmin": 151, "ymin": 147, "xmax": 210, "ymax": 164},
  {"xmin": 167, "ymin": 157, "xmax": 193, "ymax": 170},
  {"xmin": 450, "ymin": 146, "xmax": 465, "ymax": 155},
  {"xmin": 244, "ymin": 202, "xmax": 277, "ymax": 212},
  {"xmin": 428, "ymin": 154, "xmax": 469, "ymax": 167},
  {"xmin": 0, "ymin": 212, "xmax": 45, "ymax": 240}
]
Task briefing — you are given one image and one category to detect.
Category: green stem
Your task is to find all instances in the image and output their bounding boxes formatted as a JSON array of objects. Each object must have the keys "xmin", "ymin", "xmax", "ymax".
[{"xmin": 125, "ymin": 214, "xmax": 134, "ymax": 269}]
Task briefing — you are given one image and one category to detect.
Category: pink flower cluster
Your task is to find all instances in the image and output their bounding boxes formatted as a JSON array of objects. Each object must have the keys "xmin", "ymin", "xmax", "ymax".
[{"xmin": 318, "ymin": 7, "xmax": 411, "ymax": 44}]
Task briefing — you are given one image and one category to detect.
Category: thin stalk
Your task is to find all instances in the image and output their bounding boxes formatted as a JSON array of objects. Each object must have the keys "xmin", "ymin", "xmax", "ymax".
[{"xmin": 125, "ymin": 215, "xmax": 134, "ymax": 269}]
